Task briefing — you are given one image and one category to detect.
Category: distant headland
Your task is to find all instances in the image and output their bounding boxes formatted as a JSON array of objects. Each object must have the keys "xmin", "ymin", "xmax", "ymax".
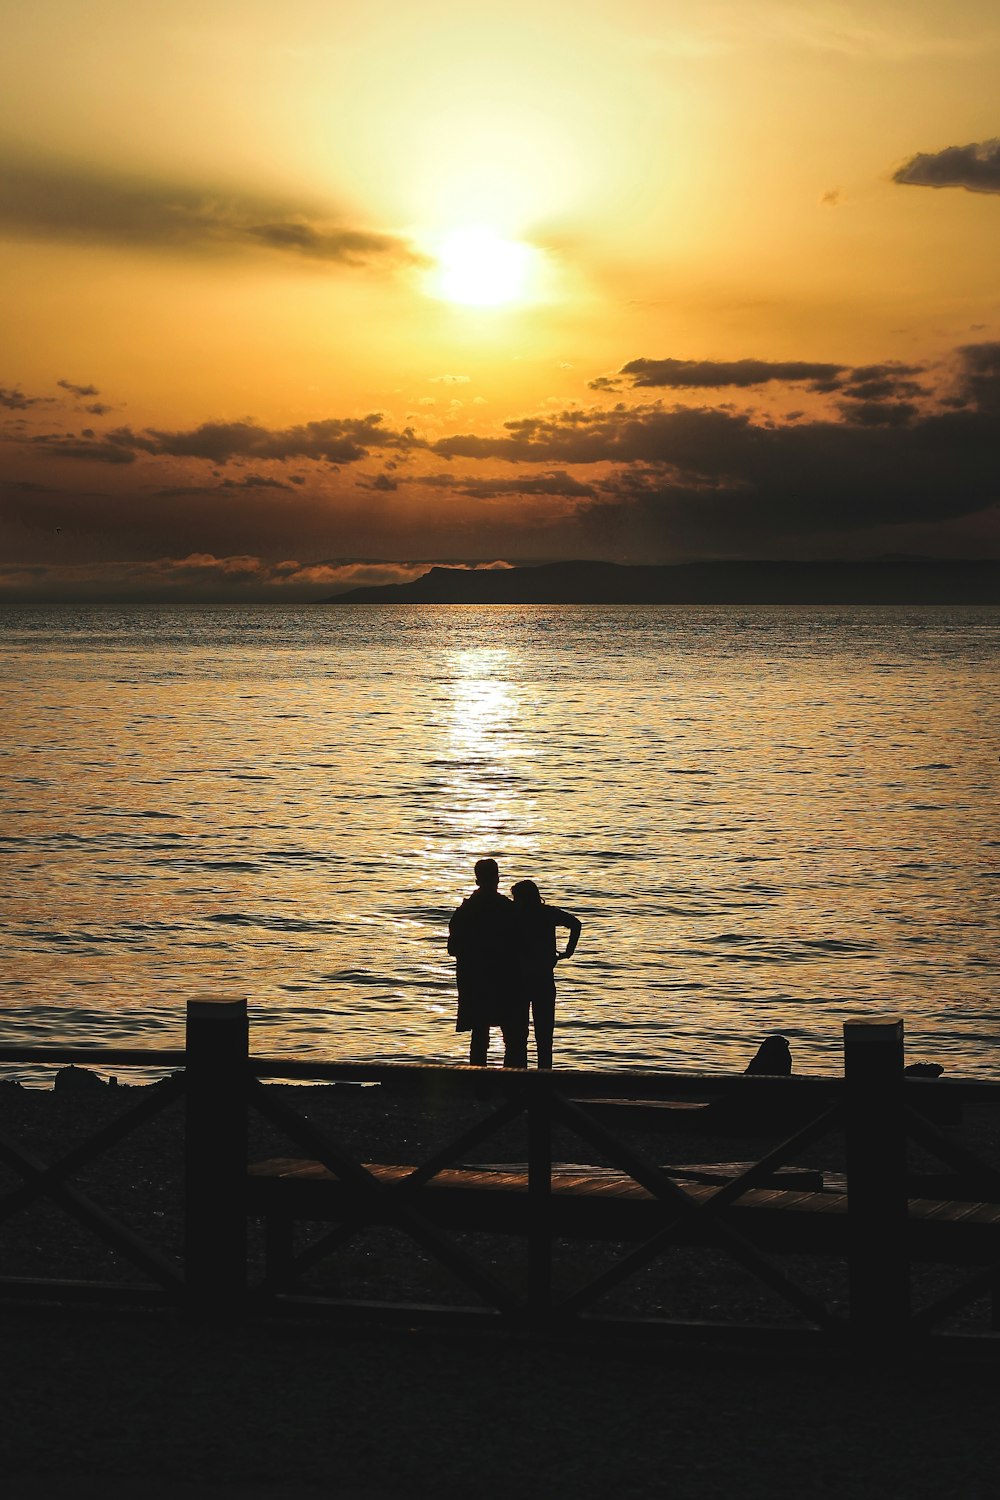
[{"xmin": 325, "ymin": 559, "xmax": 1000, "ymax": 606}]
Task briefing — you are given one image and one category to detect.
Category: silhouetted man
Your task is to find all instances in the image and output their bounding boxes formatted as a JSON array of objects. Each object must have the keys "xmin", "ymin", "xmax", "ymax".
[{"xmin": 448, "ymin": 858, "xmax": 525, "ymax": 1067}]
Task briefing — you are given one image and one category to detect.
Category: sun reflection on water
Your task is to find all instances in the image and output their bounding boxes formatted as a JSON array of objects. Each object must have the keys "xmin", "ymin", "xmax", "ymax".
[
  {"xmin": 434, "ymin": 645, "xmax": 542, "ymax": 876},
  {"xmin": 443, "ymin": 648, "xmax": 534, "ymax": 851},
  {"xmin": 449, "ymin": 649, "xmax": 517, "ymax": 752}
]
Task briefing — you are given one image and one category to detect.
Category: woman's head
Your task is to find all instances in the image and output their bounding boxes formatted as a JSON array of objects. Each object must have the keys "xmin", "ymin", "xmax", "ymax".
[{"xmin": 511, "ymin": 879, "xmax": 542, "ymax": 906}]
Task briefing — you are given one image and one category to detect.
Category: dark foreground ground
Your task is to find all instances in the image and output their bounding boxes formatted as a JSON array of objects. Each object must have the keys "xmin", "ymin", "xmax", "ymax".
[
  {"xmin": 4, "ymin": 1073, "xmax": 1000, "ymax": 1497},
  {"xmin": 5, "ymin": 1302, "xmax": 1000, "ymax": 1500}
]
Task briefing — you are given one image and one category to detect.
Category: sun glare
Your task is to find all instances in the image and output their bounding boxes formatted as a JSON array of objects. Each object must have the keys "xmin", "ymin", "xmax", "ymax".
[{"xmin": 431, "ymin": 227, "xmax": 535, "ymax": 307}]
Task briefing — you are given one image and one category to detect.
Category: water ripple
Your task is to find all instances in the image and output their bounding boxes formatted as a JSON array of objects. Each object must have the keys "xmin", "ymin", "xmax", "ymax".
[{"xmin": 1, "ymin": 602, "xmax": 997, "ymax": 1078}]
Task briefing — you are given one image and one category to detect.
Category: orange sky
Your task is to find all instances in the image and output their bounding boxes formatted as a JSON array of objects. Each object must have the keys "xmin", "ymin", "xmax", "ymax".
[{"xmin": 1, "ymin": 0, "xmax": 999, "ymax": 598}]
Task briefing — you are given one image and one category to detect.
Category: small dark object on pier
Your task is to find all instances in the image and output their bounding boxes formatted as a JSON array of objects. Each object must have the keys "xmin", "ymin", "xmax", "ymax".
[
  {"xmin": 745, "ymin": 1035, "xmax": 792, "ymax": 1075},
  {"xmin": 53, "ymin": 1064, "xmax": 105, "ymax": 1095},
  {"xmin": 905, "ymin": 1062, "xmax": 944, "ymax": 1078}
]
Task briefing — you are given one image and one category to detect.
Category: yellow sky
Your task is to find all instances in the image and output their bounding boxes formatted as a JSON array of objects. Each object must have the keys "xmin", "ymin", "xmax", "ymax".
[{"xmin": 1, "ymin": 0, "xmax": 999, "ymax": 594}]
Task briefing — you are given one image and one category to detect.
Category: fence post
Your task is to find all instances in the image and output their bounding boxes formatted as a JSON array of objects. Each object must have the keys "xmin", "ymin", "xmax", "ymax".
[
  {"xmin": 184, "ymin": 995, "xmax": 248, "ymax": 1315},
  {"xmin": 843, "ymin": 1018, "xmax": 909, "ymax": 1340}
]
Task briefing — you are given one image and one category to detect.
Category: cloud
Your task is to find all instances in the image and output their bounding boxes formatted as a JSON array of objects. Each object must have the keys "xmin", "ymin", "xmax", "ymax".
[
  {"xmin": 893, "ymin": 139, "xmax": 1000, "ymax": 195},
  {"xmin": 240, "ymin": 220, "xmax": 418, "ymax": 265},
  {"xmin": 434, "ymin": 404, "xmax": 749, "ymax": 465},
  {"xmin": 32, "ymin": 433, "xmax": 137, "ymax": 464},
  {"xmin": 155, "ymin": 472, "xmax": 297, "ymax": 496},
  {"xmin": 93, "ymin": 413, "xmax": 420, "ymax": 466},
  {"xmin": 615, "ymin": 357, "xmax": 847, "ymax": 389},
  {"xmin": 218, "ymin": 473, "xmax": 295, "ymax": 491},
  {"xmin": 1, "ymin": 386, "xmax": 46, "ymax": 410},
  {"xmin": 594, "ymin": 356, "xmax": 927, "ymax": 402},
  {"xmin": 430, "ymin": 374, "xmax": 471, "ymax": 385},
  {"xmin": 421, "ymin": 469, "xmax": 596, "ymax": 499},
  {"xmin": 0, "ymin": 459, "xmax": 437, "ymax": 561},
  {"xmin": 836, "ymin": 363, "xmax": 927, "ymax": 400},
  {"xmin": 0, "ymin": 150, "xmax": 423, "ymax": 269},
  {"xmin": 957, "ymin": 341, "xmax": 1000, "ymax": 412},
  {"xmin": 833, "ymin": 399, "xmax": 918, "ymax": 428},
  {"xmin": 57, "ymin": 379, "xmax": 99, "ymax": 398},
  {"xmin": 356, "ymin": 472, "xmax": 399, "ymax": 491}
]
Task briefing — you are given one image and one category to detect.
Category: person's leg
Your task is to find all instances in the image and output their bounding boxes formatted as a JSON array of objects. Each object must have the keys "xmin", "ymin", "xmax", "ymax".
[
  {"xmin": 469, "ymin": 1024, "xmax": 490, "ymax": 1066},
  {"xmin": 501, "ymin": 1001, "xmax": 529, "ymax": 1068},
  {"xmin": 532, "ymin": 992, "xmax": 555, "ymax": 1070},
  {"xmin": 501, "ymin": 1030, "xmax": 527, "ymax": 1068}
]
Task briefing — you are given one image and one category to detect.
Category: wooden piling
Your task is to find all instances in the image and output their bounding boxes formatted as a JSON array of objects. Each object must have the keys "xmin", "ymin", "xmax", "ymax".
[
  {"xmin": 184, "ymin": 995, "xmax": 248, "ymax": 1313},
  {"xmin": 843, "ymin": 1018, "xmax": 909, "ymax": 1337}
]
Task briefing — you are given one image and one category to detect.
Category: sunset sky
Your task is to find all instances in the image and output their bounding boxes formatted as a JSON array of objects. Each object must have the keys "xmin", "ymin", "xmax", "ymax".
[{"xmin": 2, "ymin": 0, "xmax": 998, "ymax": 599}]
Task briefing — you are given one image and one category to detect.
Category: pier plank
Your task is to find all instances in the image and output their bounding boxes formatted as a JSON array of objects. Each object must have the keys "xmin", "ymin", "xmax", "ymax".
[{"xmin": 246, "ymin": 1158, "xmax": 1000, "ymax": 1268}]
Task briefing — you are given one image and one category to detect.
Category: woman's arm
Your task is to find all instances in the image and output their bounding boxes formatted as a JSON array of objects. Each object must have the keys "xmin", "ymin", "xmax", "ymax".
[{"xmin": 556, "ymin": 912, "xmax": 581, "ymax": 961}]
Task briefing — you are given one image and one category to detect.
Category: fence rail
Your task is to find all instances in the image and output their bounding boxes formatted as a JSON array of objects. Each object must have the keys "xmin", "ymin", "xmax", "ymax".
[
  {"xmin": 2, "ymin": 1000, "xmax": 999, "ymax": 1351},
  {"xmin": 5, "ymin": 1044, "xmax": 999, "ymax": 1101}
]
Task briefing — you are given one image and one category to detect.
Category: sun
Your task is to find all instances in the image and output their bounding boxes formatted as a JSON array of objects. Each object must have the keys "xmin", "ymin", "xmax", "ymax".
[{"xmin": 430, "ymin": 226, "xmax": 535, "ymax": 307}]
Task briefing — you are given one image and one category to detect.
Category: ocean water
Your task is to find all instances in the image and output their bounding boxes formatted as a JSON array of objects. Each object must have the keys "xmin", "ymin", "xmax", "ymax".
[{"xmin": 1, "ymin": 603, "xmax": 997, "ymax": 1079}]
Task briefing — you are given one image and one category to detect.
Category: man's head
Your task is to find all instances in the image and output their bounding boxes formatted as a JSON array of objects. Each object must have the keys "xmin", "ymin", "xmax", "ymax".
[{"xmin": 474, "ymin": 858, "xmax": 500, "ymax": 890}]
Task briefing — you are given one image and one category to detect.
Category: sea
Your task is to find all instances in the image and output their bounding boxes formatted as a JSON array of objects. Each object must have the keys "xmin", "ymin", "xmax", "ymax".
[{"xmin": 1, "ymin": 603, "xmax": 997, "ymax": 1081}]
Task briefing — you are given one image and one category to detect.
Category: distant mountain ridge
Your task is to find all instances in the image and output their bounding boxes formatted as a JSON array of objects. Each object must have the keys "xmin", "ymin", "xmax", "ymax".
[{"xmin": 325, "ymin": 559, "xmax": 1000, "ymax": 605}]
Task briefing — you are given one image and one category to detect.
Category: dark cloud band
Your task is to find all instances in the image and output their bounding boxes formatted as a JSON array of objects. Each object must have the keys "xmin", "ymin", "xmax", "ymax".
[
  {"xmin": 434, "ymin": 343, "xmax": 1000, "ymax": 540},
  {"xmin": 4, "ymin": 343, "xmax": 998, "ymax": 566}
]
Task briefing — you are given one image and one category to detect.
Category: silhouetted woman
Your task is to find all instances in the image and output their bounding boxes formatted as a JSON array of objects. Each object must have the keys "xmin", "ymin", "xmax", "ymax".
[{"xmin": 510, "ymin": 880, "xmax": 581, "ymax": 1070}]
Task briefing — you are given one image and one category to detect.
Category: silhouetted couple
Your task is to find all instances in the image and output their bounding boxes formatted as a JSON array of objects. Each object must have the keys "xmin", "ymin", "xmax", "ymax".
[{"xmin": 448, "ymin": 858, "xmax": 581, "ymax": 1069}]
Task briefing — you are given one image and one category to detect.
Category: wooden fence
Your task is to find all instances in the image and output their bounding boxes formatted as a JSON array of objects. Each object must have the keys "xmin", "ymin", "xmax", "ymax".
[{"xmin": 2, "ymin": 998, "xmax": 1000, "ymax": 1351}]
